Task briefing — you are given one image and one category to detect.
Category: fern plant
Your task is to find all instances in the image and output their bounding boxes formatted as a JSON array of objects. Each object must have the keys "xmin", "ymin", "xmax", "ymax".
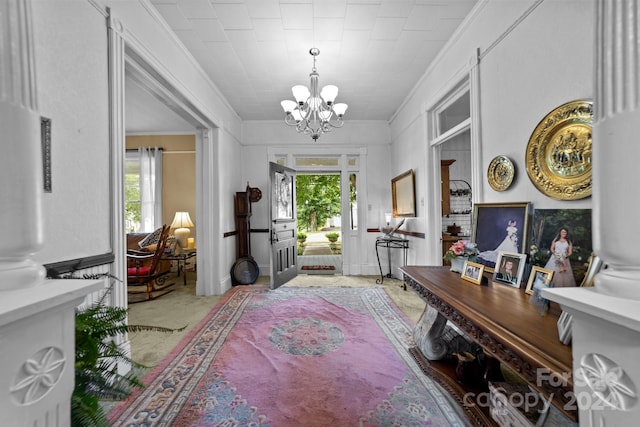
[{"xmin": 65, "ymin": 273, "xmax": 184, "ymax": 427}]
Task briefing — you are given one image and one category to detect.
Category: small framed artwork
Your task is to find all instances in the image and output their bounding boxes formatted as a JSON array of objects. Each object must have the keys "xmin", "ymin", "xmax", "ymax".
[
  {"xmin": 492, "ymin": 251, "xmax": 527, "ymax": 288},
  {"xmin": 580, "ymin": 253, "xmax": 604, "ymax": 287},
  {"xmin": 461, "ymin": 261, "xmax": 484, "ymax": 285},
  {"xmin": 525, "ymin": 266, "xmax": 554, "ymax": 295}
]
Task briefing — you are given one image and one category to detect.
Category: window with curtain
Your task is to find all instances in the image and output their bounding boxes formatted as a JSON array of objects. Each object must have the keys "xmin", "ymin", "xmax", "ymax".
[{"xmin": 125, "ymin": 147, "xmax": 163, "ymax": 232}]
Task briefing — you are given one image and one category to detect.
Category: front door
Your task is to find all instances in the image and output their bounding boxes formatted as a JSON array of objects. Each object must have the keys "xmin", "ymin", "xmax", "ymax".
[{"xmin": 269, "ymin": 162, "xmax": 298, "ymax": 289}]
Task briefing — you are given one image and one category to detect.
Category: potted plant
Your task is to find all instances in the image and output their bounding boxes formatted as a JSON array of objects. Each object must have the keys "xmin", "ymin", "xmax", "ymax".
[
  {"xmin": 325, "ymin": 232, "xmax": 339, "ymax": 243},
  {"xmin": 65, "ymin": 273, "xmax": 184, "ymax": 427}
]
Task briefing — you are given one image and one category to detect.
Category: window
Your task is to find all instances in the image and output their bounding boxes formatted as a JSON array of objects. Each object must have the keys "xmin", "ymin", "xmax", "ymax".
[
  {"xmin": 437, "ymin": 91, "xmax": 470, "ymax": 134},
  {"xmin": 125, "ymin": 152, "xmax": 141, "ymax": 232},
  {"xmin": 125, "ymin": 147, "xmax": 163, "ymax": 232},
  {"xmin": 349, "ymin": 173, "xmax": 358, "ymax": 230}
]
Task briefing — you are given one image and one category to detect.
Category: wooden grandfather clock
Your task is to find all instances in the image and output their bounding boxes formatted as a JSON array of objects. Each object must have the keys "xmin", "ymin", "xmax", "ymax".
[
  {"xmin": 234, "ymin": 188, "xmax": 252, "ymax": 259},
  {"xmin": 231, "ymin": 183, "xmax": 261, "ymax": 285}
]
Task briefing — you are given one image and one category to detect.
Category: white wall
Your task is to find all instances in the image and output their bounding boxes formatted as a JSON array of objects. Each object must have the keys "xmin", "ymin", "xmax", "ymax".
[
  {"xmin": 31, "ymin": 0, "xmax": 243, "ymax": 294},
  {"xmin": 32, "ymin": 0, "xmax": 111, "ymax": 264},
  {"xmin": 390, "ymin": 0, "xmax": 594, "ymax": 267}
]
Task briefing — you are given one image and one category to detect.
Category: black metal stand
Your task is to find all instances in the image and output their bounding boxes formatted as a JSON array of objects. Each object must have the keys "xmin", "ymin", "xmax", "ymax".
[{"xmin": 375, "ymin": 236, "xmax": 409, "ymax": 286}]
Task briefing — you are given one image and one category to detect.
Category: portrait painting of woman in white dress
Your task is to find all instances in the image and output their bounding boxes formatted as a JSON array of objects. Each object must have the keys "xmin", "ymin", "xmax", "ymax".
[
  {"xmin": 471, "ymin": 203, "xmax": 530, "ymax": 271},
  {"xmin": 477, "ymin": 219, "xmax": 519, "ymax": 264}
]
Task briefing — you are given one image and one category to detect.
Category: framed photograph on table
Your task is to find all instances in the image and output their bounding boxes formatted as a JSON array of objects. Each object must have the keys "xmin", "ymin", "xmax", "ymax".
[
  {"xmin": 472, "ymin": 202, "xmax": 531, "ymax": 273},
  {"xmin": 461, "ymin": 261, "xmax": 484, "ymax": 285},
  {"xmin": 492, "ymin": 251, "xmax": 527, "ymax": 288},
  {"xmin": 525, "ymin": 266, "xmax": 554, "ymax": 295}
]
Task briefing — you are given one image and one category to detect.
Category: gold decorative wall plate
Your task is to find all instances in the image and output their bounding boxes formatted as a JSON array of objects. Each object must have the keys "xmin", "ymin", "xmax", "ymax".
[
  {"xmin": 525, "ymin": 99, "xmax": 593, "ymax": 200},
  {"xmin": 487, "ymin": 155, "xmax": 515, "ymax": 191}
]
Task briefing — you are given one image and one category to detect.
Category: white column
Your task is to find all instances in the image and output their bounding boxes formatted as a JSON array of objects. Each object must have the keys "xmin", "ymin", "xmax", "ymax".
[
  {"xmin": 544, "ymin": 1, "xmax": 640, "ymax": 425},
  {"xmin": 591, "ymin": 0, "xmax": 640, "ymax": 299},
  {"xmin": 0, "ymin": 0, "xmax": 46, "ymax": 288}
]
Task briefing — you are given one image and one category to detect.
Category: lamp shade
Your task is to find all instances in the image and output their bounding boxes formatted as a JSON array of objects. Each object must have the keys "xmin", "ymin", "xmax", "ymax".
[
  {"xmin": 320, "ymin": 85, "xmax": 338, "ymax": 104},
  {"xmin": 171, "ymin": 212, "xmax": 194, "ymax": 228},
  {"xmin": 292, "ymin": 85, "xmax": 310, "ymax": 104},
  {"xmin": 333, "ymin": 103, "xmax": 348, "ymax": 117},
  {"xmin": 281, "ymin": 100, "xmax": 296, "ymax": 113}
]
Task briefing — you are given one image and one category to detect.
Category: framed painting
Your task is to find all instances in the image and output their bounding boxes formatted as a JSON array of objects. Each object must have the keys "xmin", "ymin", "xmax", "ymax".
[
  {"xmin": 391, "ymin": 169, "xmax": 416, "ymax": 217},
  {"xmin": 472, "ymin": 202, "xmax": 531, "ymax": 272},
  {"xmin": 461, "ymin": 260, "xmax": 484, "ymax": 285},
  {"xmin": 525, "ymin": 266, "xmax": 554, "ymax": 295},
  {"xmin": 529, "ymin": 209, "xmax": 592, "ymax": 287},
  {"xmin": 492, "ymin": 251, "xmax": 527, "ymax": 288}
]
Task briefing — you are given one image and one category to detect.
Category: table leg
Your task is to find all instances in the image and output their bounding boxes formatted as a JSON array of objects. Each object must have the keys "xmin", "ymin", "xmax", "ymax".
[
  {"xmin": 386, "ymin": 245, "xmax": 393, "ymax": 278},
  {"xmin": 413, "ymin": 305, "xmax": 450, "ymax": 360},
  {"xmin": 375, "ymin": 243, "xmax": 384, "ymax": 284}
]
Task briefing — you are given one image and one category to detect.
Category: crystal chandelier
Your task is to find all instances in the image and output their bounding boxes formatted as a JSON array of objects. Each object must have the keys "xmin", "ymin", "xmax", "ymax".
[{"xmin": 280, "ymin": 48, "xmax": 348, "ymax": 141}]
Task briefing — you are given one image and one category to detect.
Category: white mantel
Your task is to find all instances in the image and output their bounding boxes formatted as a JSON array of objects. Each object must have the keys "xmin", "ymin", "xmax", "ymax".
[{"xmin": 1, "ymin": 279, "xmax": 104, "ymax": 426}]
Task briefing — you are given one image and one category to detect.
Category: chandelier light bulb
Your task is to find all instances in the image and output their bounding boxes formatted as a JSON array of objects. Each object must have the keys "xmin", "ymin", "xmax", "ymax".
[
  {"xmin": 280, "ymin": 48, "xmax": 348, "ymax": 141},
  {"xmin": 281, "ymin": 100, "xmax": 296, "ymax": 113},
  {"xmin": 333, "ymin": 103, "xmax": 348, "ymax": 117},
  {"xmin": 320, "ymin": 85, "xmax": 338, "ymax": 104},
  {"xmin": 292, "ymin": 85, "xmax": 310, "ymax": 104}
]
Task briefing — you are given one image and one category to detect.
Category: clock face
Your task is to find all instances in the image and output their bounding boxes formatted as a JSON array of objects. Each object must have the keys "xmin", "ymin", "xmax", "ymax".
[{"xmin": 249, "ymin": 187, "xmax": 262, "ymax": 203}]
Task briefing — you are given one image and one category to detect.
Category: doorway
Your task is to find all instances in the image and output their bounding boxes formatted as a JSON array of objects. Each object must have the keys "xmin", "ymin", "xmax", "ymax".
[
  {"xmin": 296, "ymin": 173, "xmax": 342, "ymax": 275},
  {"xmin": 430, "ymin": 83, "xmax": 473, "ymax": 265}
]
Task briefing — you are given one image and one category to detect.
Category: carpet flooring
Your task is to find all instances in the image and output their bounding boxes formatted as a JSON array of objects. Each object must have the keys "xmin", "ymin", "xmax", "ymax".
[{"xmin": 109, "ymin": 282, "xmax": 468, "ymax": 426}]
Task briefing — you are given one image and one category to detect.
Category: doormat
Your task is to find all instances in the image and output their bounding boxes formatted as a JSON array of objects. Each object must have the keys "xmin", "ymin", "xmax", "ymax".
[{"xmin": 301, "ymin": 265, "xmax": 336, "ymax": 270}]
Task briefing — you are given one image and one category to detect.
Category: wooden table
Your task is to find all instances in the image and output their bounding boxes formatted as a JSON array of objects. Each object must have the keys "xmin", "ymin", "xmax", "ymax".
[{"xmin": 401, "ymin": 266, "xmax": 576, "ymax": 424}]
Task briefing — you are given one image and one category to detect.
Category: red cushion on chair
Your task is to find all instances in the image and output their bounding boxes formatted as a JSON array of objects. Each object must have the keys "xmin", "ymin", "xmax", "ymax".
[{"xmin": 128, "ymin": 266, "xmax": 152, "ymax": 276}]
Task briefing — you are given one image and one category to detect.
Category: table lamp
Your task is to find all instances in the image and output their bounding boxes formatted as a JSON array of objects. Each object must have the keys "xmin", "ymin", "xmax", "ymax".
[{"xmin": 171, "ymin": 211, "xmax": 194, "ymax": 249}]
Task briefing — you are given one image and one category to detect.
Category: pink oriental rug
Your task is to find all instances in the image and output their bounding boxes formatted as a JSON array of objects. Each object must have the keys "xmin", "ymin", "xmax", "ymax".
[{"xmin": 108, "ymin": 286, "xmax": 467, "ymax": 426}]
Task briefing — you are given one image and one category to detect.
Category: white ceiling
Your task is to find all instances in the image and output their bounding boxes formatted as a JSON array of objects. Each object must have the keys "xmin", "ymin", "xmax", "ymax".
[{"xmin": 126, "ymin": 0, "xmax": 479, "ymax": 133}]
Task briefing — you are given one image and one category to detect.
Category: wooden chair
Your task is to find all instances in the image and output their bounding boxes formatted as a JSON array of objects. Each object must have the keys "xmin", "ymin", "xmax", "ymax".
[{"xmin": 127, "ymin": 224, "xmax": 174, "ymax": 303}]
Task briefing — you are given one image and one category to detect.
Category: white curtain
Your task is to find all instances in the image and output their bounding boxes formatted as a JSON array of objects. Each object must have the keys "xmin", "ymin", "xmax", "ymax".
[{"xmin": 139, "ymin": 147, "xmax": 163, "ymax": 232}]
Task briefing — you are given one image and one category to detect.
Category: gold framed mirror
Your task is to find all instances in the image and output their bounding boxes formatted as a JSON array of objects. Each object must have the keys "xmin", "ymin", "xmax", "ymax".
[{"xmin": 391, "ymin": 169, "xmax": 416, "ymax": 218}]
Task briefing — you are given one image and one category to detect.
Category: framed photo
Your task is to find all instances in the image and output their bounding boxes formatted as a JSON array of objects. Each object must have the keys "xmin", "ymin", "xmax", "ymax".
[
  {"xmin": 580, "ymin": 253, "xmax": 604, "ymax": 287},
  {"xmin": 530, "ymin": 209, "xmax": 592, "ymax": 287},
  {"xmin": 472, "ymin": 202, "xmax": 531, "ymax": 272},
  {"xmin": 492, "ymin": 251, "xmax": 527, "ymax": 288},
  {"xmin": 391, "ymin": 169, "xmax": 416, "ymax": 217},
  {"xmin": 461, "ymin": 260, "xmax": 484, "ymax": 285},
  {"xmin": 525, "ymin": 266, "xmax": 554, "ymax": 295}
]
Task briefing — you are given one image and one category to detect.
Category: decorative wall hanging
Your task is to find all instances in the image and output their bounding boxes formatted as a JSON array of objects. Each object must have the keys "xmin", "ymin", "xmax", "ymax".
[
  {"xmin": 525, "ymin": 99, "xmax": 593, "ymax": 200},
  {"xmin": 41, "ymin": 117, "xmax": 52, "ymax": 192},
  {"xmin": 487, "ymin": 155, "xmax": 515, "ymax": 192}
]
